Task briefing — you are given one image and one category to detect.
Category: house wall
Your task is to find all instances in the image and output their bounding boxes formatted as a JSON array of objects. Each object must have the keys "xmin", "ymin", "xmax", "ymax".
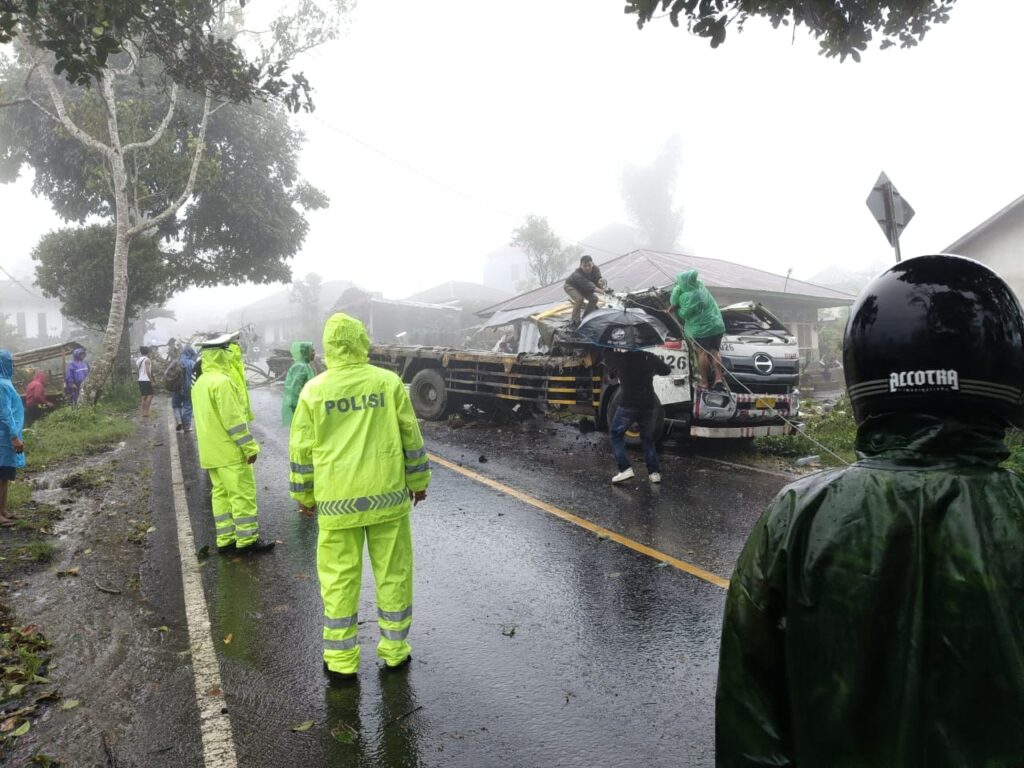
[
  {"xmin": 0, "ymin": 286, "xmax": 65, "ymax": 341},
  {"xmin": 949, "ymin": 220, "xmax": 1024, "ymax": 300}
]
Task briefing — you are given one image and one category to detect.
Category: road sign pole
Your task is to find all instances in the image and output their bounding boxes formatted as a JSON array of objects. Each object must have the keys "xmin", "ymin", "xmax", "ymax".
[{"xmin": 886, "ymin": 182, "xmax": 902, "ymax": 262}]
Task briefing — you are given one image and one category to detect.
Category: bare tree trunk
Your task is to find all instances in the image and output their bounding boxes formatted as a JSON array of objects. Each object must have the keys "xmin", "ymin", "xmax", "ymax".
[{"xmin": 81, "ymin": 73, "xmax": 133, "ymax": 404}]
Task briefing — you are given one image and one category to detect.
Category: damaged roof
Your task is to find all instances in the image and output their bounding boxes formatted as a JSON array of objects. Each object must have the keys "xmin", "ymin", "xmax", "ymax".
[{"xmin": 478, "ymin": 250, "xmax": 856, "ymax": 317}]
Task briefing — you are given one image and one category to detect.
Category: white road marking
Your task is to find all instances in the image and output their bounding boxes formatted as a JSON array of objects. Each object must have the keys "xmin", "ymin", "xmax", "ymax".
[{"xmin": 166, "ymin": 408, "xmax": 239, "ymax": 767}]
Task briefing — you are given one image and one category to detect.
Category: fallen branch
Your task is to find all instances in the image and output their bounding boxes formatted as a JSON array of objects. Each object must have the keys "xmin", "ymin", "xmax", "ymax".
[
  {"xmin": 382, "ymin": 705, "xmax": 423, "ymax": 730},
  {"xmin": 94, "ymin": 580, "xmax": 122, "ymax": 595}
]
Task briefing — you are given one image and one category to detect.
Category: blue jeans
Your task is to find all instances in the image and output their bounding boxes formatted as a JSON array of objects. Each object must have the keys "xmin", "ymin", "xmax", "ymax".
[
  {"xmin": 609, "ymin": 404, "xmax": 660, "ymax": 473},
  {"xmin": 172, "ymin": 392, "xmax": 193, "ymax": 428}
]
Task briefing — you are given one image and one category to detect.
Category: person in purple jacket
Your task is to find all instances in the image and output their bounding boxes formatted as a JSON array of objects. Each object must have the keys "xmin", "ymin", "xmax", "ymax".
[{"xmin": 64, "ymin": 347, "xmax": 89, "ymax": 406}]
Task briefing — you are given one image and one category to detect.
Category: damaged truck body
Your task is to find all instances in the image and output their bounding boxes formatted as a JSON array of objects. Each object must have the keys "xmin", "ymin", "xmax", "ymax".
[{"xmin": 369, "ymin": 290, "xmax": 800, "ymax": 440}]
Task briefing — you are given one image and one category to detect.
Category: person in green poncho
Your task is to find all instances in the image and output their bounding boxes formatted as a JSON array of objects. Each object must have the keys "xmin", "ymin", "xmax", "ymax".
[
  {"xmin": 668, "ymin": 269, "xmax": 727, "ymax": 390},
  {"xmin": 715, "ymin": 254, "xmax": 1024, "ymax": 768},
  {"xmin": 282, "ymin": 341, "xmax": 316, "ymax": 425}
]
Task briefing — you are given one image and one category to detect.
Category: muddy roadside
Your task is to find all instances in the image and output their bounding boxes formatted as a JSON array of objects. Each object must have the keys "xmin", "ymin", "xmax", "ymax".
[{"xmin": 1, "ymin": 407, "xmax": 197, "ymax": 767}]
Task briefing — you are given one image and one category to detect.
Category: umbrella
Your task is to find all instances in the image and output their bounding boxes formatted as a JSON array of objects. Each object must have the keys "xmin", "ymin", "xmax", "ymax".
[{"xmin": 573, "ymin": 308, "xmax": 669, "ymax": 350}]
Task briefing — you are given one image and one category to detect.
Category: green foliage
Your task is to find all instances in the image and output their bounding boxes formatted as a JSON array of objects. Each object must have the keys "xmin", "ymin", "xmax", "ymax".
[
  {"xmin": 757, "ymin": 396, "xmax": 857, "ymax": 466},
  {"xmin": 0, "ymin": 1, "xmax": 353, "ymax": 112},
  {"xmin": 23, "ymin": 406, "xmax": 134, "ymax": 471},
  {"xmin": 625, "ymin": 0, "xmax": 957, "ymax": 61},
  {"xmin": 0, "ymin": 56, "xmax": 328, "ymax": 296},
  {"xmin": 620, "ymin": 135, "xmax": 684, "ymax": 251},
  {"xmin": 32, "ymin": 226, "xmax": 174, "ymax": 330},
  {"xmin": 1005, "ymin": 429, "xmax": 1024, "ymax": 477},
  {"xmin": 290, "ymin": 272, "xmax": 324, "ymax": 342},
  {"xmin": 509, "ymin": 215, "xmax": 580, "ymax": 290}
]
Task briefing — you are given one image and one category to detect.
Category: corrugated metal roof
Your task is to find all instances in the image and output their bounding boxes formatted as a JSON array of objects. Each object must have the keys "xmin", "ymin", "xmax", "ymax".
[{"xmin": 478, "ymin": 250, "xmax": 856, "ymax": 317}]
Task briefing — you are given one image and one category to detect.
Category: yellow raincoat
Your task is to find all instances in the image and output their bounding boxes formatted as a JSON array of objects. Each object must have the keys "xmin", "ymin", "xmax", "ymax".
[
  {"xmin": 289, "ymin": 313, "xmax": 430, "ymax": 674},
  {"xmin": 192, "ymin": 346, "xmax": 262, "ymax": 548}
]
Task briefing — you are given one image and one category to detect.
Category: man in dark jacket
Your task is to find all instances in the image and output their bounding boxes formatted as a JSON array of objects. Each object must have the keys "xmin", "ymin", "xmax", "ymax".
[
  {"xmin": 563, "ymin": 254, "xmax": 608, "ymax": 326},
  {"xmin": 605, "ymin": 348, "xmax": 670, "ymax": 484},
  {"xmin": 716, "ymin": 254, "xmax": 1024, "ymax": 768}
]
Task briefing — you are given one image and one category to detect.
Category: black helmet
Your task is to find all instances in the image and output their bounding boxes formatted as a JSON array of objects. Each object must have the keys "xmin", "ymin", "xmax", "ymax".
[{"xmin": 844, "ymin": 254, "xmax": 1024, "ymax": 428}]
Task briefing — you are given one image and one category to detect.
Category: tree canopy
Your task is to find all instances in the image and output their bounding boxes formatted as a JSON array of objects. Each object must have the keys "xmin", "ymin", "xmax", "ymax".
[
  {"xmin": 0, "ymin": 56, "xmax": 328, "ymax": 290},
  {"xmin": 0, "ymin": 0, "xmax": 351, "ymax": 111},
  {"xmin": 32, "ymin": 225, "xmax": 175, "ymax": 330},
  {"xmin": 509, "ymin": 215, "xmax": 583, "ymax": 290},
  {"xmin": 621, "ymin": 135, "xmax": 684, "ymax": 252},
  {"xmin": 624, "ymin": 0, "xmax": 957, "ymax": 61}
]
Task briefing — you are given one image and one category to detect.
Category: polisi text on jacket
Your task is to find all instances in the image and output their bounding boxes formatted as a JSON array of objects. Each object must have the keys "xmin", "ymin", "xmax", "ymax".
[{"xmin": 325, "ymin": 392, "xmax": 386, "ymax": 415}]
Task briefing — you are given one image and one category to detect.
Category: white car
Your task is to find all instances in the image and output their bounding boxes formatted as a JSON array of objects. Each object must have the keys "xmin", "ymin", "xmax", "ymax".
[{"xmin": 718, "ymin": 302, "xmax": 800, "ymax": 394}]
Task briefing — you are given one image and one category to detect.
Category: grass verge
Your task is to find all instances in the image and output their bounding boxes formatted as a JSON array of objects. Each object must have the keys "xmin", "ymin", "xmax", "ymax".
[{"xmin": 756, "ymin": 396, "xmax": 857, "ymax": 467}]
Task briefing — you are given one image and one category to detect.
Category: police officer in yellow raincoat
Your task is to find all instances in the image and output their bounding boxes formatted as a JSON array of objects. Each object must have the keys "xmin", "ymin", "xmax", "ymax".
[
  {"xmin": 289, "ymin": 313, "xmax": 430, "ymax": 683},
  {"xmin": 193, "ymin": 337, "xmax": 275, "ymax": 554}
]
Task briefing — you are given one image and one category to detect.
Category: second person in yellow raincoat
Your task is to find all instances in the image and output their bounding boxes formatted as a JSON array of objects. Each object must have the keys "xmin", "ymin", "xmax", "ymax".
[{"xmin": 289, "ymin": 313, "xmax": 430, "ymax": 684}]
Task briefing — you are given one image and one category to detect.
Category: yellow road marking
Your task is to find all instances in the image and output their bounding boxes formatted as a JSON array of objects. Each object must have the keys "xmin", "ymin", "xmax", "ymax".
[{"xmin": 428, "ymin": 453, "xmax": 730, "ymax": 590}]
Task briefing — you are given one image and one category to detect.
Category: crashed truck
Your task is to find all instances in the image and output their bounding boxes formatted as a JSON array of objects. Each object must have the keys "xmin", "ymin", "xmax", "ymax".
[{"xmin": 368, "ymin": 290, "xmax": 800, "ymax": 440}]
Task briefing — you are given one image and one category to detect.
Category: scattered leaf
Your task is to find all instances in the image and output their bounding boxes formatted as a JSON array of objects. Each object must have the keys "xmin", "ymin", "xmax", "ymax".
[
  {"xmin": 596, "ymin": 532, "xmax": 610, "ymax": 541},
  {"xmin": 12, "ymin": 720, "xmax": 30, "ymax": 737},
  {"xmin": 83, "ymin": 549, "xmax": 93, "ymax": 556},
  {"xmin": 223, "ymin": 633, "xmax": 233, "ymax": 645},
  {"xmin": 501, "ymin": 625, "xmax": 516, "ymax": 637},
  {"xmin": 8, "ymin": 683, "xmax": 26, "ymax": 696},
  {"xmin": 330, "ymin": 721, "xmax": 359, "ymax": 744},
  {"xmin": 32, "ymin": 676, "xmax": 51, "ymax": 684},
  {"xmin": 56, "ymin": 568, "xmax": 80, "ymax": 578},
  {"xmin": 206, "ymin": 687, "xmax": 222, "ymax": 697},
  {"xmin": 655, "ymin": 561, "xmax": 669, "ymax": 568},
  {"xmin": 1, "ymin": 717, "xmax": 16, "ymax": 732},
  {"xmin": 146, "ymin": 526, "xmax": 156, "ymax": 534},
  {"xmin": 157, "ymin": 626, "xmax": 169, "ymax": 633},
  {"xmin": 62, "ymin": 699, "xmax": 80, "ymax": 710},
  {"xmin": 291, "ymin": 720, "xmax": 314, "ymax": 733}
]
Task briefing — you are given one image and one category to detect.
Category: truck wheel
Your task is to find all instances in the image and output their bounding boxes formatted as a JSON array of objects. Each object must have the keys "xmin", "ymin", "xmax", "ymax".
[
  {"xmin": 409, "ymin": 368, "xmax": 448, "ymax": 420},
  {"xmin": 608, "ymin": 387, "xmax": 666, "ymax": 447}
]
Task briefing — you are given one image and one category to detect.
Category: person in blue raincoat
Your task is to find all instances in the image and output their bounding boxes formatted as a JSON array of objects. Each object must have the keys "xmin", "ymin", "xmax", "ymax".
[{"xmin": 0, "ymin": 350, "xmax": 26, "ymax": 525}]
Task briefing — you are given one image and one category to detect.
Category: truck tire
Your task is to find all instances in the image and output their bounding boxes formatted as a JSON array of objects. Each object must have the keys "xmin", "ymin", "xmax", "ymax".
[
  {"xmin": 608, "ymin": 387, "xmax": 666, "ymax": 447},
  {"xmin": 409, "ymin": 368, "xmax": 449, "ymax": 421}
]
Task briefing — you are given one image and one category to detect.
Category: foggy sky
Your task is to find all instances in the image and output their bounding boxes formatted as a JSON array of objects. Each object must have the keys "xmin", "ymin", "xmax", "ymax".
[{"xmin": 2, "ymin": 0, "xmax": 1023, "ymax": 331}]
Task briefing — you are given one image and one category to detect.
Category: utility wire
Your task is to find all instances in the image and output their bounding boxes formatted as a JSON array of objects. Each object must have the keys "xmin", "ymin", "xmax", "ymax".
[{"xmin": 0, "ymin": 263, "xmax": 46, "ymax": 300}]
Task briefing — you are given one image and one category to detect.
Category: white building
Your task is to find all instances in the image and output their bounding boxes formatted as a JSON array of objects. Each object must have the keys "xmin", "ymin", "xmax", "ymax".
[
  {"xmin": 945, "ymin": 194, "xmax": 1024, "ymax": 299},
  {"xmin": 0, "ymin": 279, "xmax": 66, "ymax": 341}
]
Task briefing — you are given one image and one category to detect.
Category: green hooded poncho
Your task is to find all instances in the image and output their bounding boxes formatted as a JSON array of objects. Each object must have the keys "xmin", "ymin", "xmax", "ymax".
[
  {"xmin": 716, "ymin": 413, "xmax": 1024, "ymax": 767},
  {"xmin": 282, "ymin": 341, "xmax": 316, "ymax": 425},
  {"xmin": 669, "ymin": 270, "xmax": 725, "ymax": 340}
]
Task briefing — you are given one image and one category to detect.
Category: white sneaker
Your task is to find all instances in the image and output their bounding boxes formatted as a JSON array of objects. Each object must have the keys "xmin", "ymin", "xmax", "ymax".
[
  {"xmin": 649, "ymin": 472, "xmax": 661, "ymax": 484},
  {"xmin": 612, "ymin": 467, "xmax": 635, "ymax": 484}
]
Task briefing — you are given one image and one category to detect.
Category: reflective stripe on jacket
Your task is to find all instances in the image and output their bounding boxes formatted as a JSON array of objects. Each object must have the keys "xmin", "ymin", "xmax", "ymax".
[
  {"xmin": 288, "ymin": 313, "xmax": 430, "ymax": 530},
  {"xmin": 192, "ymin": 347, "xmax": 260, "ymax": 469}
]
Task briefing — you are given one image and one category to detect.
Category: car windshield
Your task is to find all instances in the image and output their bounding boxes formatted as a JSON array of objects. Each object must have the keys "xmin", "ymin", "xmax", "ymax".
[{"xmin": 723, "ymin": 306, "xmax": 790, "ymax": 336}]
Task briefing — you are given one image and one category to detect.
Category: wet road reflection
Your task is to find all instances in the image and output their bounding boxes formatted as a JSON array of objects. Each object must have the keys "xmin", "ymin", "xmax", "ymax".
[{"xmin": 171, "ymin": 387, "xmax": 785, "ymax": 767}]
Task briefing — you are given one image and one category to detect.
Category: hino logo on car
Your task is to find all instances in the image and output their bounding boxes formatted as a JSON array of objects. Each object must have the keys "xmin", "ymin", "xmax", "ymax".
[
  {"xmin": 753, "ymin": 353, "xmax": 773, "ymax": 374},
  {"xmin": 889, "ymin": 369, "xmax": 960, "ymax": 392}
]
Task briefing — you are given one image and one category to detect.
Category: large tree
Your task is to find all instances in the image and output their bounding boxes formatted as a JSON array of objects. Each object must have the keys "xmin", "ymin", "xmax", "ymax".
[
  {"xmin": 0, "ymin": 0, "xmax": 350, "ymax": 112},
  {"xmin": 625, "ymin": 0, "xmax": 957, "ymax": 61},
  {"xmin": 32, "ymin": 225, "xmax": 175, "ymax": 331},
  {"xmin": 0, "ymin": 6, "xmax": 337, "ymax": 400},
  {"xmin": 509, "ymin": 215, "xmax": 583, "ymax": 291},
  {"xmin": 621, "ymin": 135, "xmax": 685, "ymax": 252}
]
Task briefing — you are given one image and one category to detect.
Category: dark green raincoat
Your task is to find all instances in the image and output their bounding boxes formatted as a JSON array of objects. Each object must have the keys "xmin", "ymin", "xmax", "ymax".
[
  {"xmin": 716, "ymin": 413, "xmax": 1024, "ymax": 767},
  {"xmin": 281, "ymin": 341, "xmax": 316, "ymax": 425},
  {"xmin": 670, "ymin": 270, "xmax": 725, "ymax": 340}
]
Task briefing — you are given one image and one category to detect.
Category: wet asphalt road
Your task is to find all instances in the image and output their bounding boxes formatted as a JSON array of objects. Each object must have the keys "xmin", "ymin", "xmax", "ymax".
[{"xmin": 151, "ymin": 387, "xmax": 792, "ymax": 767}]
